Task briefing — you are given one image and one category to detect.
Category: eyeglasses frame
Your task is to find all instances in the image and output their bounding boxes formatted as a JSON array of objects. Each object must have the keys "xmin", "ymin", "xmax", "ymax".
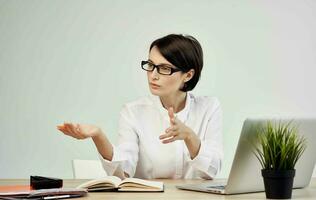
[{"xmin": 141, "ymin": 60, "xmax": 182, "ymax": 75}]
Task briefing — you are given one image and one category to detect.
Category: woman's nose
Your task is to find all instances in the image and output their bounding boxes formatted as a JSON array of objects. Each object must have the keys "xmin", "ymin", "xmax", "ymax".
[{"xmin": 151, "ymin": 67, "xmax": 160, "ymax": 79}]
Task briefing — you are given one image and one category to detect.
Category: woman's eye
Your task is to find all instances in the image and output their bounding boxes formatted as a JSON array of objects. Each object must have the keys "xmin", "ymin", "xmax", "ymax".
[
  {"xmin": 160, "ymin": 66, "xmax": 170, "ymax": 70},
  {"xmin": 160, "ymin": 66, "xmax": 171, "ymax": 71}
]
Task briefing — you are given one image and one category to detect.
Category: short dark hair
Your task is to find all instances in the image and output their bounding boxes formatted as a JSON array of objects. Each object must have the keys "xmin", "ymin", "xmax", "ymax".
[{"xmin": 149, "ymin": 34, "xmax": 203, "ymax": 92}]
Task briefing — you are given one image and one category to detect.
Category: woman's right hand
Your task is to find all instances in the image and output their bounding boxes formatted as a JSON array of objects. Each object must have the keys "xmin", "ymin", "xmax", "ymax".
[{"xmin": 57, "ymin": 122, "xmax": 102, "ymax": 139}]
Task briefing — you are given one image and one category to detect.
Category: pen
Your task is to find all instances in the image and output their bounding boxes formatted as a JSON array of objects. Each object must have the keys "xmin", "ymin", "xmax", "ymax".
[{"xmin": 43, "ymin": 195, "xmax": 71, "ymax": 200}]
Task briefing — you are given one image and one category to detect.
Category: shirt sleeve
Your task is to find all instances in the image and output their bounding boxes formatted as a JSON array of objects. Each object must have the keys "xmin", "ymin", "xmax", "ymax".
[
  {"xmin": 99, "ymin": 105, "xmax": 139, "ymax": 179},
  {"xmin": 187, "ymin": 98, "xmax": 224, "ymax": 179}
]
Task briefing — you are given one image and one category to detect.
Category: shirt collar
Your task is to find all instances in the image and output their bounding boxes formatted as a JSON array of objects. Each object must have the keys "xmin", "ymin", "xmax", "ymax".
[{"xmin": 151, "ymin": 92, "xmax": 191, "ymax": 123}]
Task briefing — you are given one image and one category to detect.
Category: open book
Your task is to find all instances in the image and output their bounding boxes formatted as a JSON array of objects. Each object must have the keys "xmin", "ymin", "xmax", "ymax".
[{"xmin": 76, "ymin": 176, "xmax": 164, "ymax": 192}]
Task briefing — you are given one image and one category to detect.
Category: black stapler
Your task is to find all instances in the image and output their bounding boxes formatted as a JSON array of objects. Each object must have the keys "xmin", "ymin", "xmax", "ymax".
[{"xmin": 30, "ymin": 176, "xmax": 63, "ymax": 189}]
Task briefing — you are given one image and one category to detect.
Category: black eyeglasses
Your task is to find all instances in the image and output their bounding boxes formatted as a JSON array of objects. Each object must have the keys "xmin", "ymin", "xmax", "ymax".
[{"xmin": 141, "ymin": 60, "xmax": 182, "ymax": 75}]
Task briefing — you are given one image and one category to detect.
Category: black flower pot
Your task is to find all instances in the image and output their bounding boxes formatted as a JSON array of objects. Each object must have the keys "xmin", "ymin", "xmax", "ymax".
[{"xmin": 261, "ymin": 169, "xmax": 295, "ymax": 199}]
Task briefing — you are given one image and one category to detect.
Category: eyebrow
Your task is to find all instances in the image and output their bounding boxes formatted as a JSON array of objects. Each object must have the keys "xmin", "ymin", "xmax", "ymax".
[{"xmin": 148, "ymin": 59, "xmax": 173, "ymax": 67}]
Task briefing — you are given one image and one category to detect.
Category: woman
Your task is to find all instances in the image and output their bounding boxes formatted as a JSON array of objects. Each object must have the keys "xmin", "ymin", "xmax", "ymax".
[{"xmin": 57, "ymin": 34, "xmax": 223, "ymax": 180}]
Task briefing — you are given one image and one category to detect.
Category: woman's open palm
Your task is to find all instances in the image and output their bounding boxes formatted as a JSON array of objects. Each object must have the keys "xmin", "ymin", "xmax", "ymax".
[{"xmin": 57, "ymin": 122, "xmax": 100, "ymax": 139}]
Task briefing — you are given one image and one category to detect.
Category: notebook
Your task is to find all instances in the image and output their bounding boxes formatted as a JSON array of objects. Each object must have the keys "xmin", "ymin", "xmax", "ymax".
[
  {"xmin": 0, "ymin": 185, "xmax": 87, "ymax": 198},
  {"xmin": 76, "ymin": 176, "xmax": 164, "ymax": 192},
  {"xmin": 177, "ymin": 118, "xmax": 316, "ymax": 194}
]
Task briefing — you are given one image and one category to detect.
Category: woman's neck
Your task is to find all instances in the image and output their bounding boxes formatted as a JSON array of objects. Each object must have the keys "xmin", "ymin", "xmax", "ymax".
[{"xmin": 160, "ymin": 92, "xmax": 187, "ymax": 113}]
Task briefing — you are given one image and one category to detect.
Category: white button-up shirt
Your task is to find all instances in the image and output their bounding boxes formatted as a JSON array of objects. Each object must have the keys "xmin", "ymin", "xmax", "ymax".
[{"xmin": 99, "ymin": 92, "xmax": 223, "ymax": 179}]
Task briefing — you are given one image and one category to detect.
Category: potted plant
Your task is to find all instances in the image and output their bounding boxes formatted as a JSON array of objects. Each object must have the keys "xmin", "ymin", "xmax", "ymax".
[{"xmin": 253, "ymin": 121, "xmax": 307, "ymax": 199}]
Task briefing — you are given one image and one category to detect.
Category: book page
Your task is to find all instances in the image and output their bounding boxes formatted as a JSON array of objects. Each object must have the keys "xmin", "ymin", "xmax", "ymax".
[
  {"xmin": 76, "ymin": 176, "xmax": 122, "ymax": 190},
  {"xmin": 119, "ymin": 178, "xmax": 163, "ymax": 191}
]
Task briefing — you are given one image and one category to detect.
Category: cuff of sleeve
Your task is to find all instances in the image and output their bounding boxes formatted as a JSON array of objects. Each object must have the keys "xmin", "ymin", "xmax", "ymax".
[
  {"xmin": 188, "ymin": 140, "xmax": 210, "ymax": 172},
  {"xmin": 98, "ymin": 146, "xmax": 122, "ymax": 176}
]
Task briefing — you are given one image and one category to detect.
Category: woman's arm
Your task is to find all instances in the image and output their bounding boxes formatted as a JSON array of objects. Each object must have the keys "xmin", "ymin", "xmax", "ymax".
[
  {"xmin": 57, "ymin": 104, "xmax": 139, "ymax": 179},
  {"xmin": 188, "ymin": 100, "xmax": 223, "ymax": 179},
  {"xmin": 92, "ymin": 131, "xmax": 113, "ymax": 161},
  {"xmin": 159, "ymin": 107, "xmax": 201, "ymax": 159},
  {"xmin": 57, "ymin": 123, "xmax": 114, "ymax": 161},
  {"xmin": 183, "ymin": 128, "xmax": 201, "ymax": 159},
  {"xmin": 159, "ymin": 99, "xmax": 223, "ymax": 179}
]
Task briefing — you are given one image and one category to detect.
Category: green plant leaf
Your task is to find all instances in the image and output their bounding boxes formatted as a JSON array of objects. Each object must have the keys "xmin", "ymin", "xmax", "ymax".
[{"xmin": 252, "ymin": 120, "xmax": 307, "ymax": 170}]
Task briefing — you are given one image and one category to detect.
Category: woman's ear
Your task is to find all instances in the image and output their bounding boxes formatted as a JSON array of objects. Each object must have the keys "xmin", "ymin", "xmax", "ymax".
[{"xmin": 184, "ymin": 69, "xmax": 195, "ymax": 82}]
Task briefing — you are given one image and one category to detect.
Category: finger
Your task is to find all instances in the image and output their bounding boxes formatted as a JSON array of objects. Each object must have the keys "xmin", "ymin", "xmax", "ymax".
[
  {"xmin": 57, "ymin": 125, "xmax": 64, "ymax": 131},
  {"xmin": 73, "ymin": 124, "xmax": 85, "ymax": 139},
  {"xmin": 74, "ymin": 123, "xmax": 81, "ymax": 134},
  {"xmin": 57, "ymin": 124, "xmax": 71, "ymax": 134},
  {"xmin": 170, "ymin": 125, "xmax": 177, "ymax": 132},
  {"xmin": 56, "ymin": 125, "xmax": 64, "ymax": 129},
  {"xmin": 170, "ymin": 117, "xmax": 176, "ymax": 125},
  {"xmin": 162, "ymin": 136, "xmax": 179, "ymax": 144},
  {"xmin": 58, "ymin": 128, "xmax": 71, "ymax": 136},
  {"xmin": 159, "ymin": 130, "xmax": 176, "ymax": 140},
  {"xmin": 168, "ymin": 107, "xmax": 176, "ymax": 125},
  {"xmin": 57, "ymin": 126, "xmax": 67, "ymax": 132},
  {"xmin": 70, "ymin": 123, "xmax": 79, "ymax": 134},
  {"xmin": 173, "ymin": 116, "xmax": 180, "ymax": 124},
  {"xmin": 70, "ymin": 123, "xmax": 80, "ymax": 134},
  {"xmin": 64, "ymin": 123, "xmax": 76, "ymax": 136},
  {"xmin": 67, "ymin": 123, "xmax": 83, "ymax": 138},
  {"xmin": 165, "ymin": 124, "xmax": 178, "ymax": 132},
  {"xmin": 165, "ymin": 127, "xmax": 171, "ymax": 133},
  {"xmin": 159, "ymin": 133, "xmax": 171, "ymax": 140},
  {"xmin": 58, "ymin": 123, "xmax": 82, "ymax": 139}
]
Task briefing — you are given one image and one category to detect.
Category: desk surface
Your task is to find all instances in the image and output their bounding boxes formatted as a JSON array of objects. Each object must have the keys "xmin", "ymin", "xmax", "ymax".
[{"xmin": 1, "ymin": 178, "xmax": 315, "ymax": 199}]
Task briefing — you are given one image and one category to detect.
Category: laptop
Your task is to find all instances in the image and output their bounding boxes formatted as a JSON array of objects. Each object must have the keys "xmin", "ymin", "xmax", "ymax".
[{"xmin": 176, "ymin": 118, "xmax": 316, "ymax": 194}]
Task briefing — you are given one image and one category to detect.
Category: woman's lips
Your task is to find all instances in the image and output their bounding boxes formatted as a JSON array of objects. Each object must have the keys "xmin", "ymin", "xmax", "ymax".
[{"xmin": 150, "ymin": 83, "xmax": 161, "ymax": 89}]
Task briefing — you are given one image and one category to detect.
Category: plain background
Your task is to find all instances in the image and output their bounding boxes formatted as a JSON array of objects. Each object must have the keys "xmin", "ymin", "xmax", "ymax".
[{"xmin": 0, "ymin": 0, "xmax": 315, "ymax": 178}]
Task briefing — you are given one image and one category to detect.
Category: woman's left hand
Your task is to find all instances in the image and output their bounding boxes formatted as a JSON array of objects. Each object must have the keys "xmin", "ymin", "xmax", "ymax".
[{"xmin": 159, "ymin": 107, "xmax": 193, "ymax": 144}]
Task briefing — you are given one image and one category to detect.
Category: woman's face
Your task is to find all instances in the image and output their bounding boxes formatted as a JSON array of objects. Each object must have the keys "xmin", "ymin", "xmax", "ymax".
[{"xmin": 147, "ymin": 46, "xmax": 190, "ymax": 97}]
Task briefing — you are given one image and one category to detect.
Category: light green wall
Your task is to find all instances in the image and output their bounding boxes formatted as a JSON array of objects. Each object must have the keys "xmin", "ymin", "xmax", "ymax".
[{"xmin": 1, "ymin": 0, "xmax": 315, "ymax": 178}]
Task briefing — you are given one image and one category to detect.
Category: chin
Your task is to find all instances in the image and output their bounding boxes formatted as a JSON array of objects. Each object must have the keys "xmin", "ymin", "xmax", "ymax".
[
  {"xmin": 149, "ymin": 88, "xmax": 163, "ymax": 96},
  {"xmin": 149, "ymin": 90, "xmax": 160, "ymax": 96}
]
